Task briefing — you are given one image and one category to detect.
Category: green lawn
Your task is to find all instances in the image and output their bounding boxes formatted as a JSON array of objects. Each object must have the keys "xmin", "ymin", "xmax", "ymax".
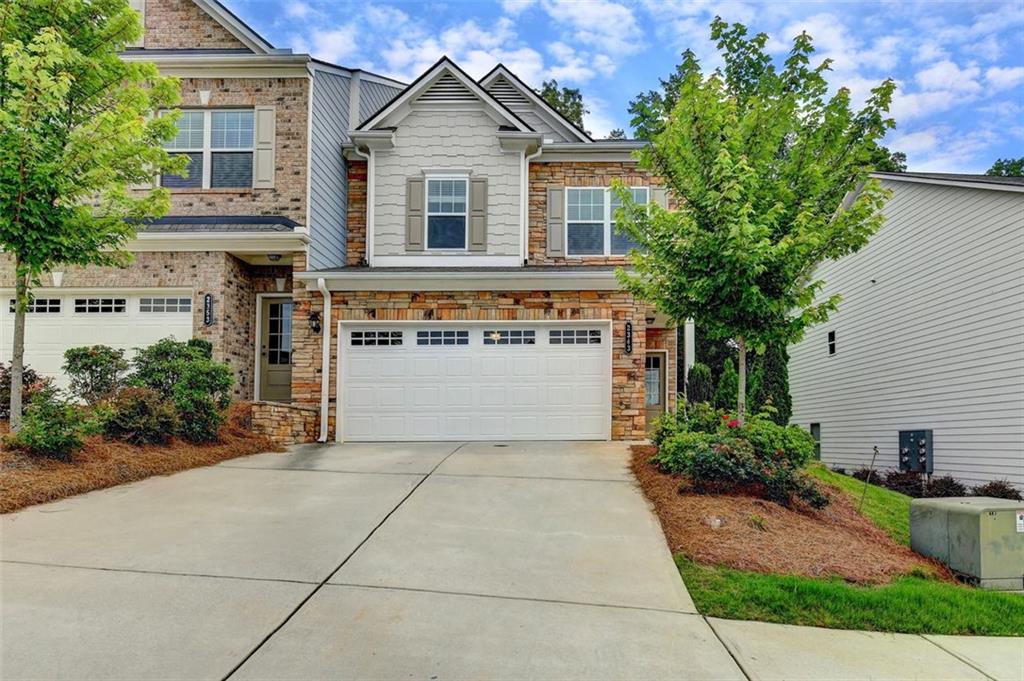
[
  {"xmin": 807, "ymin": 463, "xmax": 912, "ymax": 545},
  {"xmin": 678, "ymin": 557, "xmax": 1024, "ymax": 636}
]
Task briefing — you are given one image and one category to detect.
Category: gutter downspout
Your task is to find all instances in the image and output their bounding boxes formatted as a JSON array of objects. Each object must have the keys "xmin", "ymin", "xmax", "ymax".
[
  {"xmin": 522, "ymin": 146, "xmax": 543, "ymax": 263},
  {"xmin": 315, "ymin": 277, "xmax": 332, "ymax": 442}
]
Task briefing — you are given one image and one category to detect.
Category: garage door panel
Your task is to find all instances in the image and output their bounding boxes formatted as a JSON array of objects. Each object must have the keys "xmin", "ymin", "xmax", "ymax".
[{"xmin": 341, "ymin": 324, "xmax": 610, "ymax": 441}]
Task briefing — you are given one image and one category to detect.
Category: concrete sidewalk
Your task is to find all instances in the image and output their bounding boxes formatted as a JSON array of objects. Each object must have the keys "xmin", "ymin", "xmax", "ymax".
[{"xmin": 1, "ymin": 440, "xmax": 1019, "ymax": 680}]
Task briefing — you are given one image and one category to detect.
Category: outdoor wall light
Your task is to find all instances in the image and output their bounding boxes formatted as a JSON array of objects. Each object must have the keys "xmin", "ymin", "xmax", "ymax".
[
  {"xmin": 308, "ymin": 311, "xmax": 322, "ymax": 334},
  {"xmin": 267, "ymin": 253, "xmax": 282, "ymax": 262}
]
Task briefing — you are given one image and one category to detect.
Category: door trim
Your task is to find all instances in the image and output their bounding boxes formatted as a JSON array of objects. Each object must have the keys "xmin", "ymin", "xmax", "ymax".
[
  {"xmin": 253, "ymin": 292, "xmax": 293, "ymax": 402},
  {"xmin": 335, "ymin": 319, "xmax": 615, "ymax": 444},
  {"xmin": 645, "ymin": 349, "xmax": 669, "ymax": 422}
]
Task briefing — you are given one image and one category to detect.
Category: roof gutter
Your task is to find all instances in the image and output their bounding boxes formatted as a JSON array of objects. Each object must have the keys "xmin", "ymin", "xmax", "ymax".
[{"xmin": 315, "ymin": 277, "xmax": 332, "ymax": 443}]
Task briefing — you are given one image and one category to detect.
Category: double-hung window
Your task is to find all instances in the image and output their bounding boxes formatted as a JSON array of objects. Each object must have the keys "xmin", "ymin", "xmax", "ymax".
[
  {"xmin": 162, "ymin": 110, "xmax": 254, "ymax": 189},
  {"xmin": 566, "ymin": 187, "xmax": 648, "ymax": 256},
  {"xmin": 426, "ymin": 177, "xmax": 468, "ymax": 249}
]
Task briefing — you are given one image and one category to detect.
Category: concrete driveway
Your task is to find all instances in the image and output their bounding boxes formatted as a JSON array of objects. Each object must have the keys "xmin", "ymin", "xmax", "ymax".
[{"xmin": 0, "ymin": 441, "xmax": 744, "ymax": 680}]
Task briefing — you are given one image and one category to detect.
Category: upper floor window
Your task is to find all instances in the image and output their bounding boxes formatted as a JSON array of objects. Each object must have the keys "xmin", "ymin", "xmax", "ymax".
[
  {"xmin": 566, "ymin": 187, "xmax": 648, "ymax": 256},
  {"xmin": 162, "ymin": 110, "xmax": 254, "ymax": 189},
  {"xmin": 426, "ymin": 177, "xmax": 468, "ymax": 249}
]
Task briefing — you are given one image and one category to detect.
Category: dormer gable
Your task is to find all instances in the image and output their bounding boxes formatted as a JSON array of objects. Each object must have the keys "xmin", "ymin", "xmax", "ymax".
[
  {"xmin": 356, "ymin": 57, "xmax": 534, "ymax": 135},
  {"xmin": 479, "ymin": 65, "xmax": 591, "ymax": 143}
]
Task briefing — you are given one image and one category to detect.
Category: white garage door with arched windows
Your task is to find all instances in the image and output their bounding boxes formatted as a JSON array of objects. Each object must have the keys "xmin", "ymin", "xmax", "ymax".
[
  {"xmin": 0, "ymin": 290, "xmax": 194, "ymax": 389},
  {"xmin": 338, "ymin": 322, "xmax": 612, "ymax": 441}
]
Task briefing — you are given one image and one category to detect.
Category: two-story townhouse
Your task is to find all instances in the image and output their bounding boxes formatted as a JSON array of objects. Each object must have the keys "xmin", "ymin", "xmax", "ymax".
[
  {"xmin": 288, "ymin": 58, "xmax": 688, "ymax": 443},
  {"xmin": 0, "ymin": 0, "xmax": 404, "ymax": 404}
]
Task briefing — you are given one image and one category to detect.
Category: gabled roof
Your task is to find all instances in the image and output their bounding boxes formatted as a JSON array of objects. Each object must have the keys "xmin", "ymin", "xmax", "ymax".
[
  {"xmin": 479, "ymin": 64, "xmax": 592, "ymax": 143},
  {"xmin": 873, "ymin": 171, "xmax": 1024, "ymax": 192},
  {"xmin": 191, "ymin": 0, "xmax": 280, "ymax": 54},
  {"xmin": 356, "ymin": 57, "xmax": 534, "ymax": 133}
]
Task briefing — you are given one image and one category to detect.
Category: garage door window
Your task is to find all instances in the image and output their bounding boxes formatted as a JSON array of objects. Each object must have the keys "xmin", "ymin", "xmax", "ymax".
[
  {"xmin": 9, "ymin": 298, "xmax": 61, "ymax": 313},
  {"xmin": 74, "ymin": 298, "xmax": 126, "ymax": 313},
  {"xmin": 417, "ymin": 330, "xmax": 469, "ymax": 346},
  {"xmin": 351, "ymin": 330, "xmax": 403, "ymax": 346},
  {"xmin": 549, "ymin": 329, "xmax": 601, "ymax": 345},
  {"xmin": 483, "ymin": 329, "xmax": 536, "ymax": 345},
  {"xmin": 139, "ymin": 297, "xmax": 192, "ymax": 313}
]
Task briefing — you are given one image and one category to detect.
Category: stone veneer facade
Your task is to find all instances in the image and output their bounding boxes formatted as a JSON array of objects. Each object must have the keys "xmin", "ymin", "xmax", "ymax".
[
  {"xmin": 141, "ymin": 0, "xmax": 249, "ymax": 50},
  {"xmin": 346, "ymin": 161, "xmax": 368, "ymax": 266}
]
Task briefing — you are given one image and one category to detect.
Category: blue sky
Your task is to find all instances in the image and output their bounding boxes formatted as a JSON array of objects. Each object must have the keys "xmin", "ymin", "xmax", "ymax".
[{"xmin": 230, "ymin": 0, "xmax": 1024, "ymax": 172}]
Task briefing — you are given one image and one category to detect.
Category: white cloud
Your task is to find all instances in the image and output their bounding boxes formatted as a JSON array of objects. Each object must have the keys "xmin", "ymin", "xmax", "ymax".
[
  {"xmin": 500, "ymin": 0, "xmax": 537, "ymax": 15},
  {"xmin": 299, "ymin": 24, "xmax": 360, "ymax": 65},
  {"xmin": 363, "ymin": 5, "xmax": 410, "ymax": 29},
  {"xmin": 985, "ymin": 65, "xmax": 1024, "ymax": 91},
  {"xmin": 582, "ymin": 96, "xmax": 623, "ymax": 139},
  {"xmin": 895, "ymin": 127, "xmax": 999, "ymax": 173},
  {"xmin": 915, "ymin": 60, "xmax": 981, "ymax": 94},
  {"xmin": 913, "ymin": 40, "xmax": 947, "ymax": 64},
  {"xmin": 890, "ymin": 88, "xmax": 960, "ymax": 122},
  {"xmin": 284, "ymin": 1, "xmax": 312, "ymax": 19},
  {"xmin": 542, "ymin": 0, "xmax": 643, "ymax": 54}
]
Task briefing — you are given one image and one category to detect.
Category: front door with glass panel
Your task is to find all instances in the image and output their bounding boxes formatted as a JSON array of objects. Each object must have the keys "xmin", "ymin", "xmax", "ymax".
[
  {"xmin": 260, "ymin": 298, "xmax": 293, "ymax": 402},
  {"xmin": 645, "ymin": 353, "xmax": 666, "ymax": 429}
]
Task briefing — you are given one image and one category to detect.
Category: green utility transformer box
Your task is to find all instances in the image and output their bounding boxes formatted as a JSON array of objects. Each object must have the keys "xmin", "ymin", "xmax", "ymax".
[{"xmin": 910, "ymin": 497, "xmax": 1024, "ymax": 590}]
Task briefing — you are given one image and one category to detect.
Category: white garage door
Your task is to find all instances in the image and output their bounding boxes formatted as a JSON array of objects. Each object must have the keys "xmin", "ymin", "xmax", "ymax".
[
  {"xmin": 0, "ymin": 291, "xmax": 194, "ymax": 389},
  {"xmin": 339, "ymin": 323, "xmax": 612, "ymax": 441}
]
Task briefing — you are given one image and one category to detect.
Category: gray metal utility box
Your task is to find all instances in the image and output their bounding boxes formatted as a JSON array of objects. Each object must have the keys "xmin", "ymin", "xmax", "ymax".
[{"xmin": 910, "ymin": 497, "xmax": 1024, "ymax": 590}]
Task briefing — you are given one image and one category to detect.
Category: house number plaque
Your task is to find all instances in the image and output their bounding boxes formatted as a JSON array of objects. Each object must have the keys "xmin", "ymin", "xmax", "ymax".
[
  {"xmin": 624, "ymin": 321, "xmax": 633, "ymax": 354},
  {"xmin": 203, "ymin": 294, "xmax": 214, "ymax": 326}
]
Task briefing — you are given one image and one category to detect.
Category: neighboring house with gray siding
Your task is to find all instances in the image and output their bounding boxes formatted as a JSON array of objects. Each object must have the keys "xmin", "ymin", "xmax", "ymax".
[{"xmin": 789, "ymin": 172, "xmax": 1024, "ymax": 488}]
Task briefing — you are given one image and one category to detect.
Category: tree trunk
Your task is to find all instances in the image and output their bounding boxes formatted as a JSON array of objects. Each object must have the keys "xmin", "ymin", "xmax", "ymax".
[
  {"xmin": 736, "ymin": 336, "xmax": 747, "ymax": 426},
  {"xmin": 9, "ymin": 261, "xmax": 28, "ymax": 431}
]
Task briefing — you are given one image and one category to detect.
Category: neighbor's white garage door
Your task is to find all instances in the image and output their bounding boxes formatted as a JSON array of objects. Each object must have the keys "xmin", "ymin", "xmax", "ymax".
[
  {"xmin": 0, "ymin": 291, "xmax": 194, "ymax": 389},
  {"xmin": 339, "ymin": 323, "xmax": 612, "ymax": 441}
]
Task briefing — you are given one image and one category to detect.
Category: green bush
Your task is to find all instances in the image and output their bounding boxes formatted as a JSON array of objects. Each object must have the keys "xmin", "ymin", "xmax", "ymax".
[
  {"xmin": 0, "ymin": 362, "xmax": 53, "ymax": 420},
  {"xmin": 130, "ymin": 338, "xmax": 213, "ymax": 400},
  {"xmin": 970, "ymin": 479, "xmax": 1022, "ymax": 501},
  {"xmin": 171, "ymin": 360, "xmax": 233, "ymax": 442},
  {"xmin": 653, "ymin": 430, "xmax": 718, "ymax": 473},
  {"xmin": 748, "ymin": 343, "xmax": 792, "ymax": 425},
  {"xmin": 103, "ymin": 387, "xmax": 178, "ymax": 445},
  {"xmin": 685, "ymin": 362, "xmax": 714, "ymax": 404},
  {"xmin": 63, "ymin": 345, "xmax": 128, "ymax": 405},
  {"xmin": 687, "ymin": 401, "xmax": 723, "ymax": 434},
  {"xmin": 743, "ymin": 416, "xmax": 816, "ymax": 468},
  {"xmin": 4, "ymin": 386, "xmax": 83, "ymax": 460},
  {"xmin": 186, "ymin": 338, "xmax": 214, "ymax": 358},
  {"xmin": 924, "ymin": 476, "xmax": 967, "ymax": 498},
  {"xmin": 650, "ymin": 410, "xmax": 684, "ymax": 447},
  {"xmin": 883, "ymin": 470, "xmax": 925, "ymax": 498},
  {"xmin": 713, "ymin": 358, "xmax": 738, "ymax": 410}
]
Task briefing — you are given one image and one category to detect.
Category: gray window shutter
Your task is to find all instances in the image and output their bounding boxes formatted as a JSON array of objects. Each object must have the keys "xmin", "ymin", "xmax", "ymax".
[
  {"xmin": 468, "ymin": 178, "xmax": 487, "ymax": 252},
  {"xmin": 546, "ymin": 187, "xmax": 565, "ymax": 257},
  {"xmin": 253, "ymin": 106, "xmax": 276, "ymax": 189},
  {"xmin": 406, "ymin": 177, "xmax": 425, "ymax": 251},
  {"xmin": 652, "ymin": 186, "xmax": 668, "ymax": 209}
]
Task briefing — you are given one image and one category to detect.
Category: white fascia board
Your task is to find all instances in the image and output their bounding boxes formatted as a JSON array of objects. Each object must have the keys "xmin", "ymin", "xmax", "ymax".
[
  {"xmin": 498, "ymin": 131, "xmax": 543, "ymax": 152},
  {"xmin": 348, "ymin": 130, "xmax": 395, "ymax": 151},
  {"xmin": 871, "ymin": 173, "xmax": 1024, "ymax": 193},
  {"xmin": 129, "ymin": 232, "xmax": 310, "ymax": 253},
  {"xmin": 121, "ymin": 53, "xmax": 311, "ymax": 78},
  {"xmin": 295, "ymin": 269, "xmax": 622, "ymax": 292},
  {"xmin": 535, "ymin": 142, "xmax": 646, "ymax": 163}
]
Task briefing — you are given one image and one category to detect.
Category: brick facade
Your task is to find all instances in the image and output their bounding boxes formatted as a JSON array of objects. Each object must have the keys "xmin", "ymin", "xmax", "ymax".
[
  {"xmin": 346, "ymin": 161, "xmax": 368, "ymax": 266},
  {"xmin": 528, "ymin": 161, "xmax": 664, "ymax": 266},
  {"xmin": 289, "ymin": 289, "xmax": 652, "ymax": 440},
  {"xmin": 142, "ymin": 0, "xmax": 249, "ymax": 50}
]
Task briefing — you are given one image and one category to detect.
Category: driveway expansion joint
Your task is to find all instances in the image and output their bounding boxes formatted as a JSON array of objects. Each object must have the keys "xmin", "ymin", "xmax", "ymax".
[
  {"xmin": 216, "ymin": 465, "xmax": 427, "ymax": 477},
  {"xmin": 0, "ymin": 559, "xmax": 318, "ymax": 586},
  {"xmin": 920, "ymin": 635, "xmax": 999, "ymax": 681},
  {"xmin": 703, "ymin": 617, "xmax": 754, "ymax": 681},
  {"xmin": 433, "ymin": 472, "xmax": 633, "ymax": 484}
]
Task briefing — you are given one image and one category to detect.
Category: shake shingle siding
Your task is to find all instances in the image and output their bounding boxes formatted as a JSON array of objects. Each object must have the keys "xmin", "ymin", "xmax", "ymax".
[
  {"xmin": 308, "ymin": 70, "xmax": 350, "ymax": 270},
  {"xmin": 789, "ymin": 179, "xmax": 1024, "ymax": 487}
]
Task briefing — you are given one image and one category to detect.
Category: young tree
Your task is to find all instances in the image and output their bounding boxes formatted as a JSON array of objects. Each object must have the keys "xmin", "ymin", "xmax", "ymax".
[
  {"xmin": 748, "ymin": 342, "xmax": 791, "ymax": 425},
  {"xmin": 607, "ymin": 128, "xmax": 627, "ymax": 140},
  {"xmin": 536, "ymin": 79, "xmax": 588, "ymax": 129},
  {"xmin": 616, "ymin": 18, "xmax": 894, "ymax": 424},
  {"xmin": 0, "ymin": 0, "xmax": 183, "ymax": 428},
  {"xmin": 712, "ymin": 358, "xmax": 737, "ymax": 411},
  {"xmin": 684, "ymin": 361, "xmax": 714, "ymax": 404},
  {"xmin": 987, "ymin": 157, "xmax": 1024, "ymax": 176}
]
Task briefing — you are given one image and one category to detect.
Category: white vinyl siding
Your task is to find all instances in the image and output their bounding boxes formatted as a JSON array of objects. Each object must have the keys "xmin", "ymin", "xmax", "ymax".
[
  {"xmin": 789, "ymin": 180, "xmax": 1024, "ymax": 487},
  {"xmin": 373, "ymin": 108, "xmax": 521, "ymax": 258}
]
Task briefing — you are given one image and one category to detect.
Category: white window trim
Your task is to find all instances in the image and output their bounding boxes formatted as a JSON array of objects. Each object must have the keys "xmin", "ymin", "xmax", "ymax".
[
  {"xmin": 564, "ymin": 186, "xmax": 649, "ymax": 257},
  {"xmin": 162, "ymin": 109, "xmax": 254, "ymax": 189},
  {"xmin": 424, "ymin": 174, "xmax": 470, "ymax": 251}
]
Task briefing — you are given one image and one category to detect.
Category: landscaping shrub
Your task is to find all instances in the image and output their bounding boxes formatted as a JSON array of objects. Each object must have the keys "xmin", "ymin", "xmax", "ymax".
[
  {"xmin": 743, "ymin": 416, "xmax": 816, "ymax": 468},
  {"xmin": 131, "ymin": 338, "xmax": 212, "ymax": 400},
  {"xmin": 0, "ymin": 362, "xmax": 53, "ymax": 419},
  {"xmin": 924, "ymin": 476, "xmax": 967, "ymax": 498},
  {"xmin": 63, "ymin": 345, "xmax": 128, "ymax": 405},
  {"xmin": 650, "ymin": 410, "xmax": 685, "ymax": 447},
  {"xmin": 970, "ymin": 480, "xmax": 1023, "ymax": 501},
  {"xmin": 747, "ymin": 343, "xmax": 792, "ymax": 425},
  {"xmin": 851, "ymin": 467, "xmax": 884, "ymax": 485},
  {"xmin": 187, "ymin": 338, "xmax": 214, "ymax": 358},
  {"xmin": 103, "ymin": 387, "xmax": 178, "ymax": 445},
  {"xmin": 883, "ymin": 470, "xmax": 925, "ymax": 498},
  {"xmin": 685, "ymin": 362, "xmax": 714, "ymax": 404},
  {"xmin": 686, "ymin": 401, "xmax": 723, "ymax": 434},
  {"xmin": 171, "ymin": 359, "xmax": 233, "ymax": 442},
  {"xmin": 712, "ymin": 358, "xmax": 738, "ymax": 410},
  {"xmin": 4, "ymin": 386, "xmax": 83, "ymax": 460}
]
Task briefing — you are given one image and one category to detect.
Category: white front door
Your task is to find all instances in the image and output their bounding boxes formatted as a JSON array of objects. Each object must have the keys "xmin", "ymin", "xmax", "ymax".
[
  {"xmin": 0, "ymin": 291, "xmax": 194, "ymax": 389},
  {"xmin": 339, "ymin": 323, "xmax": 612, "ymax": 441}
]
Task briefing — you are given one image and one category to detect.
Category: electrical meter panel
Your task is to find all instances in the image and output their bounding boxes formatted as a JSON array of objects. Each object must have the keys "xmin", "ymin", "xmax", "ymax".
[{"xmin": 899, "ymin": 430, "xmax": 933, "ymax": 474}]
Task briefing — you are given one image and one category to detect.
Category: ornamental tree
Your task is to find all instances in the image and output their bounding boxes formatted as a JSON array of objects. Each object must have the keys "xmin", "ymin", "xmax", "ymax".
[
  {"xmin": 0, "ymin": 0, "xmax": 183, "ymax": 429},
  {"xmin": 616, "ymin": 18, "xmax": 895, "ymax": 424}
]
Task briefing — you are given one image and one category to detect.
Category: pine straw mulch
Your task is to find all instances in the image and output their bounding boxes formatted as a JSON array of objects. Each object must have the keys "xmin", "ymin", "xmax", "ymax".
[
  {"xmin": 0, "ymin": 404, "xmax": 283, "ymax": 514},
  {"xmin": 630, "ymin": 444, "xmax": 950, "ymax": 585}
]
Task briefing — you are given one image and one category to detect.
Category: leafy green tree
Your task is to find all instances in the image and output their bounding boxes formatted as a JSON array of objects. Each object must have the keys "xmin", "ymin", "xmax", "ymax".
[
  {"xmin": 986, "ymin": 157, "xmax": 1024, "ymax": 176},
  {"xmin": 536, "ymin": 79, "xmax": 588, "ymax": 129},
  {"xmin": 868, "ymin": 145, "xmax": 906, "ymax": 172},
  {"xmin": 749, "ymin": 343, "xmax": 791, "ymax": 425},
  {"xmin": 0, "ymin": 0, "xmax": 183, "ymax": 429},
  {"xmin": 607, "ymin": 128, "xmax": 627, "ymax": 140},
  {"xmin": 684, "ymin": 361, "xmax": 714, "ymax": 404},
  {"xmin": 713, "ymin": 358, "xmax": 738, "ymax": 411},
  {"xmin": 615, "ymin": 18, "xmax": 894, "ymax": 423}
]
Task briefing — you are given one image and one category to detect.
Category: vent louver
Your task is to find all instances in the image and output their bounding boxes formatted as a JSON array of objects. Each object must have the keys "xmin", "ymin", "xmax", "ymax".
[
  {"xmin": 487, "ymin": 76, "xmax": 530, "ymax": 108},
  {"xmin": 417, "ymin": 72, "xmax": 478, "ymax": 104}
]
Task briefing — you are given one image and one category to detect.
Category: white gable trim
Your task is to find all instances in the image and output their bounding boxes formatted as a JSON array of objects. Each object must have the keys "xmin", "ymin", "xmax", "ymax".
[
  {"xmin": 479, "ymin": 65, "xmax": 591, "ymax": 143},
  {"xmin": 356, "ymin": 58, "xmax": 532, "ymax": 133},
  {"xmin": 191, "ymin": 0, "xmax": 277, "ymax": 54}
]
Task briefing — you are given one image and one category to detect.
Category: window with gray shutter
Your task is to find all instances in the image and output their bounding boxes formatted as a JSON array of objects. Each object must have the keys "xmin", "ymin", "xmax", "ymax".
[
  {"xmin": 469, "ymin": 177, "xmax": 487, "ymax": 251},
  {"xmin": 406, "ymin": 177, "xmax": 425, "ymax": 251},
  {"xmin": 546, "ymin": 187, "xmax": 565, "ymax": 257}
]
